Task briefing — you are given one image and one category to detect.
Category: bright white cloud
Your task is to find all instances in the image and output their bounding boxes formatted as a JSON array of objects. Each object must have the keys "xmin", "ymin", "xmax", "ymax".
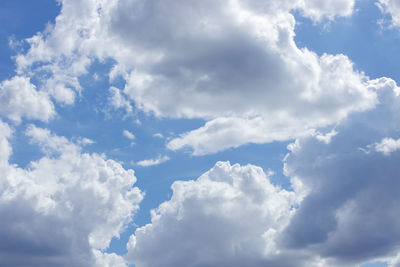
[
  {"xmin": 135, "ymin": 155, "xmax": 170, "ymax": 167},
  {"xmin": 299, "ymin": 0, "xmax": 355, "ymax": 21},
  {"xmin": 0, "ymin": 76, "xmax": 54, "ymax": 123},
  {"xmin": 109, "ymin": 86, "xmax": 133, "ymax": 114},
  {"xmin": 0, "ymin": 122, "xmax": 143, "ymax": 266},
  {"xmin": 367, "ymin": 137, "xmax": 400, "ymax": 155},
  {"xmin": 377, "ymin": 0, "xmax": 400, "ymax": 28}
]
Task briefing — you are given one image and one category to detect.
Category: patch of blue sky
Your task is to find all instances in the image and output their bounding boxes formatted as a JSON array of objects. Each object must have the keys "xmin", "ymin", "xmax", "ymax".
[
  {"xmin": 361, "ymin": 262, "xmax": 388, "ymax": 267},
  {"xmin": 0, "ymin": 0, "xmax": 60, "ymax": 80},
  {"xmin": 293, "ymin": 0, "xmax": 400, "ymax": 82}
]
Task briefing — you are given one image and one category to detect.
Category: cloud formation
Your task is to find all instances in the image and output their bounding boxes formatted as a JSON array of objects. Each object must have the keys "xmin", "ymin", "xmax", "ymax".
[
  {"xmin": 0, "ymin": 76, "xmax": 54, "ymax": 123},
  {"xmin": 126, "ymin": 161, "xmax": 315, "ymax": 267},
  {"xmin": 9, "ymin": 0, "xmax": 376, "ymax": 154},
  {"xmin": 126, "ymin": 77, "xmax": 400, "ymax": 267},
  {"xmin": 282, "ymin": 77, "xmax": 400, "ymax": 266},
  {"xmin": 0, "ymin": 122, "xmax": 143, "ymax": 266}
]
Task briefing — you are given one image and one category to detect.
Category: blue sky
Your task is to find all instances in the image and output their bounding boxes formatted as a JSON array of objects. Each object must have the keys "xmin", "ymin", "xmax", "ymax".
[{"xmin": 0, "ymin": 0, "xmax": 400, "ymax": 266}]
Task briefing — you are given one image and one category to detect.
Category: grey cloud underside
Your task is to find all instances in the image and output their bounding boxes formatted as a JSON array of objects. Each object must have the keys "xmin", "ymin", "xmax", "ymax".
[{"xmin": 282, "ymin": 79, "xmax": 400, "ymax": 265}]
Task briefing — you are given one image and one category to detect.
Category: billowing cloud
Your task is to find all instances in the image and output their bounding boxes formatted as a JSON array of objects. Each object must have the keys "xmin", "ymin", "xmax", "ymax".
[
  {"xmin": 126, "ymin": 161, "xmax": 318, "ymax": 267},
  {"xmin": 8, "ymin": 0, "xmax": 372, "ymax": 154},
  {"xmin": 282, "ymin": 77, "xmax": 400, "ymax": 265},
  {"xmin": 0, "ymin": 76, "xmax": 54, "ymax": 123},
  {"xmin": 0, "ymin": 122, "xmax": 143, "ymax": 266}
]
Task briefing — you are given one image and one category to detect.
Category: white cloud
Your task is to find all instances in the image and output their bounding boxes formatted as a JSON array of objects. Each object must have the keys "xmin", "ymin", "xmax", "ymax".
[
  {"xmin": 8, "ymin": 0, "xmax": 371, "ymax": 153},
  {"xmin": 366, "ymin": 137, "xmax": 400, "ymax": 156},
  {"xmin": 299, "ymin": 0, "xmax": 355, "ymax": 21},
  {"xmin": 0, "ymin": 120, "xmax": 12, "ymax": 166},
  {"xmin": 109, "ymin": 87, "xmax": 133, "ymax": 114},
  {"xmin": 0, "ymin": 76, "xmax": 55, "ymax": 123},
  {"xmin": 167, "ymin": 116, "xmax": 312, "ymax": 155},
  {"xmin": 123, "ymin": 129, "xmax": 135, "ymax": 140},
  {"xmin": 77, "ymin": 137, "xmax": 95, "ymax": 146},
  {"xmin": 126, "ymin": 161, "xmax": 318, "ymax": 267},
  {"xmin": 135, "ymin": 155, "xmax": 170, "ymax": 167},
  {"xmin": 0, "ymin": 122, "xmax": 143, "ymax": 266},
  {"xmin": 377, "ymin": 0, "xmax": 400, "ymax": 28},
  {"xmin": 153, "ymin": 133, "xmax": 164, "ymax": 139},
  {"xmin": 117, "ymin": 1, "xmax": 374, "ymax": 154}
]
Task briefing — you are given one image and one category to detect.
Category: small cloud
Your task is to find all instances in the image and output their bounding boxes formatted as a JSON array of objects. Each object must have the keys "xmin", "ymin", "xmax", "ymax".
[
  {"xmin": 108, "ymin": 86, "xmax": 132, "ymax": 114},
  {"xmin": 92, "ymin": 73, "xmax": 99, "ymax": 81},
  {"xmin": 370, "ymin": 137, "xmax": 400, "ymax": 156},
  {"xmin": 135, "ymin": 155, "xmax": 170, "ymax": 167},
  {"xmin": 153, "ymin": 133, "xmax": 164, "ymax": 139},
  {"xmin": 77, "ymin": 137, "xmax": 95, "ymax": 146},
  {"xmin": 123, "ymin": 130, "xmax": 135, "ymax": 140}
]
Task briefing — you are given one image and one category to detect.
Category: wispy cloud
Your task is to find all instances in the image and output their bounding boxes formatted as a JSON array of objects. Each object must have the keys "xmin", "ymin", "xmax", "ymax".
[{"xmin": 136, "ymin": 155, "xmax": 170, "ymax": 167}]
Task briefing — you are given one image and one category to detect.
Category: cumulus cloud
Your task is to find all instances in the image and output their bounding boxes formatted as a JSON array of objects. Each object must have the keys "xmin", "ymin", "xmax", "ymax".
[
  {"xmin": 0, "ymin": 122, "xmax": 143, "ymax": 266},
  {"xmin": 126, "ymin": 161, "xmax": 318, "ymax": 267},
  {"xmin": 8, "ymin": 0, "xmax": 372, "ymax": 154},
  {"xmin": 282, "ymin": 77, "xmax": 400, "ymax": 265},
  {"xmin": 377, "ymin": 0, "xmax": 400, "ymax": 28},
  {"xmin": 0, "ymin": 76, "xmax": 54, "ymax": 123},
  {"xmin": 135, "ymin": 155, "xmax": 170, "ymax": 167}
]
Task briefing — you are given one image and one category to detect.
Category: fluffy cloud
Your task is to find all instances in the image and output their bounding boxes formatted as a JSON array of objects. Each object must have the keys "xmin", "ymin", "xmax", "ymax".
[
  {"xmin": 0, "ymin": 76, "xmax": 54, "ymax": 123},
  {"xmin": 116, "ymin": 0, "xmax": 373, "ymax": 154},
  {"xmin": 377, "ymin": 0, "xmax": 400, "ymax": 28},
  {"xmin": 8, "ymin": 0, "xmax": 371, "ymax": 154},
  {"xmin": 367, "ymin": 137, "xmax": 400, "ymax": 155},
  {"xmin": 126, "ymin": 161, "xmax": 319, "ymax": 267},
  {"xmin": 0, "ymin": 122, "xmax": 143, "ymax": 266},
  {"xmin": 282, "ymin": 77, "xmax": 400, "ymax": 265}
]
